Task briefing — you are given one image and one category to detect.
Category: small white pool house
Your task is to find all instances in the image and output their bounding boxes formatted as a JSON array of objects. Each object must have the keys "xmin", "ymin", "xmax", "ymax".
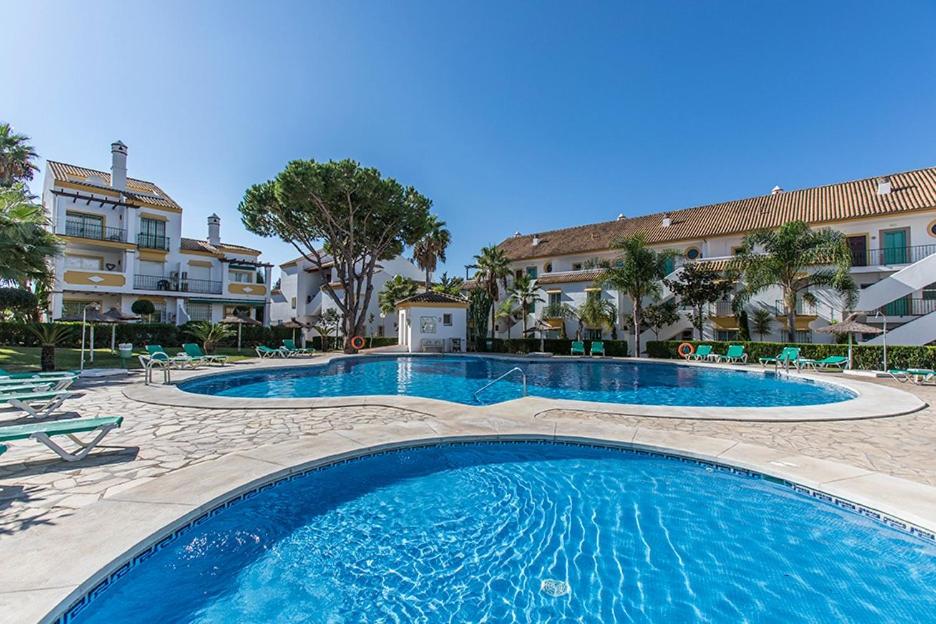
[{"xmin": 396, "ymin": 292, "xmax": 468, "ymax": 353}]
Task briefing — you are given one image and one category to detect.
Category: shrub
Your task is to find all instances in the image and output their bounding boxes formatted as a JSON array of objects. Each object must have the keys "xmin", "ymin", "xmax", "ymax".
[
  {"xmin": 476, "ymin": 338, "xmax": 628, "ymax": 357},
  {"xmin": 0, "ymin": 287, "xmax": 37, "ymax": 317},
  {"xmin": 646, "ymin": 339, "xmax": 936, "ymax": 371},
  {"xmin": 131, "ymin": 299, "xmax": 156, "ymax": 316}
]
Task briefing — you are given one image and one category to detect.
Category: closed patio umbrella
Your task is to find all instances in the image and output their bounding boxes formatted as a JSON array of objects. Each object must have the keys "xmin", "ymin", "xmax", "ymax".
[
  {"xmin": 58, "ymin": 305, "xmax": 109, "ymax": 369},
  {"xmin": 815, "ymin": 314, "xmax": 883, "ymax": 370},
  {"xmin": 222, "ymin": 314, "xmax": 261, "ymax": 352}
]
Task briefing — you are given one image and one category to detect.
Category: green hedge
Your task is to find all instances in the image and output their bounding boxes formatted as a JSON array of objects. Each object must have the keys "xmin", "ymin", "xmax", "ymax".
[
  {"xmin": 475, "ymin": 338, "xmax": 628, "ymax": 357},
  {"xmin": 646, "ymin": 340, "xmax": 936, "ymax": 370}
]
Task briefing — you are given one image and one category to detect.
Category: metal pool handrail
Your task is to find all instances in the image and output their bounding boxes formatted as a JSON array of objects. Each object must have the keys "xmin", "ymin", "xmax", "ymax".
[{"xmin": 473, "ymin": 366, "xmax": 527, "ymax": 401}]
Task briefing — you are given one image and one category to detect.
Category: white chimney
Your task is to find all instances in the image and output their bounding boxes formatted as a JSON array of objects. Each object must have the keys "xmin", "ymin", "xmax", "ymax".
[
  {"xmin": 532, "ymin": 234, "xmax": 540, "ymax": 247},
  {"xmin": 617, "ymin": 213, "xmax": 626, "ymax": 220},
  {"xmin": 876, "ymin": 176, "xmax": 892, "ymax": 195},
  {"xmin": 110, "ymin": 141, "xmax": 127, "ymax": 190},
  {"xmin": 208, "ymin": 213, "xmax": 221, "ymax": 246},
  {"xmin": 771, "ymin": 185, "xmax": 783, "ymax": 195},
  {"xmin": 661, "ymin": 213, "xmax": 672, "ymax": 228}
]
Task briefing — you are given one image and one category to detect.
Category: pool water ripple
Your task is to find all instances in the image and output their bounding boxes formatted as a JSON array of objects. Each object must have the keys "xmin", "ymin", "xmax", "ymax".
[
  {"xmin": 72, "ymin": 443, "xmax": 935, "ymax": 623},
  {"xmin": 179, "ymin": 355, "xmax": 855, "ymax": 407}
]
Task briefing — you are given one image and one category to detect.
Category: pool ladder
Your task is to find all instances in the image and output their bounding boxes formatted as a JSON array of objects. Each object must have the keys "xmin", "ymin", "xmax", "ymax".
[{"xmin": 473, "ymin": 367, "xmax": 527, "ymax": 401}]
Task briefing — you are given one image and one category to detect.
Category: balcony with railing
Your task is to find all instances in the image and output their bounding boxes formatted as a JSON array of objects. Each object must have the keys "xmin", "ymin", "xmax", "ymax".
[
  {"xmin": 850, "ymin": 244, "xmax": 936, "ymax": 268},
  {"xmin": 62, "ymin": 218, "xmax": 126, "ymax": 243},
  {"xmin": 133, "ymin": 274, "xmax": 223, "ymax": 294},
  {"xmin": 707, "ymin": 301, "xmax": 734, "ymax": 317},
  {"xmin": 774, "ymin": 299, "xmax": 819, "ymax": 317},
  {"xmin": 137, "ymin": 233, "xmax": 170, "ymax": 250},
  {"xmin": 877, "ymin": 297, "xmax": 936, "ymax": 318}
]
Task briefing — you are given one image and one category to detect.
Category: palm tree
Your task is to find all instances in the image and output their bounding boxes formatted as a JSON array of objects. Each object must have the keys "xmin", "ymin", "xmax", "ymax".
[
  {"xmin": 597, "ymin": 234, "xmax": 675, "ymax": 357},
  {"xmin": 578, "ymin": 293, "xmax": 616, "ymax": 338},
  {"xmin": 0, "ymin": 185, "xmax": 61, "ymax": 287},
  {"xmin": 510, "ymin": 274, "xmax": 544, "ymax": 336},
  {"xmin": 751, "ymin": 307, "xmax": 773, "ymax": 341},
  {"xmin": 185, "ymin": 321, "xmax": 234, "ymax": 353},
  {"xmin": 541, "ymin": 301, "xmax": 576, "ymax": 339},
  {"xmin": 495, "ymin": 298, "xmax": 519, "ymax": 338},
  {"xmin": 474, "ymin": 245, "xmax": 510, "ymax": 341},
  {"xmin": 412, "ymin": 216, "xmax": 451, "ymax": 291},
  {"xmin": 733, "ymin": 221, "xmax": 855, "ymax": 342},
  {"xmin": 28, "ymin": 323, "xmax": 73, "ymax": 371},
  {"xmin": 432, "ymin": 272, "xmax": 464, "ymax": 296},
  {"xmin": 0, "ymin": 123, "xmax": 39, "ymax": 187},
  {"xmin": 378, "ymin": 275, "xmax": 419, "ymax": 316}
]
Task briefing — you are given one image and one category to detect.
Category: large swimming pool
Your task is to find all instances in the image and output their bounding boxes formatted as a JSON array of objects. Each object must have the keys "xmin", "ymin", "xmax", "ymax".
[
  {"xmin": 71, "ymin": 442, "xmax": 935, "ymax": 623},
  {"xmin": 179, "ymin": 355, "xmax": 855, "ymax": 407}
]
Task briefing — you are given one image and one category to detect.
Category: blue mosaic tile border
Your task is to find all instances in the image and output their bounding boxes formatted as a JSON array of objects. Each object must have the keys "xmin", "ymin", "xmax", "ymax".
[{"xmin": 53, "ymin": 438, "xmax": 935, "ymax": 623}]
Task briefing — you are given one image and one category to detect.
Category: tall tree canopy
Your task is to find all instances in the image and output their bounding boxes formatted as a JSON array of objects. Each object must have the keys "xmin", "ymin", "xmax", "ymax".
[
  {"xmin": 412, "ymin": 215, "xmax": 451, "ymax": 291},
  {"xmin": 378, "ymin": 275, "xmax": 419, "ymax": 316},
  {"xmin": 240, "ymin": 159, "xmax": 433, "ymax": 352},
  {"xmin": 596, "ymin": 234, "xmax": 675, "ymax": 357},
  {"xmin": 473, "ymin": 245, "xmax": 510, "ymax": 341},
  {"xmin": 0, "ymin": 185, "xmax": 61, "ymax": 287},
  {"xmin": 732, "ymin": 220, "xmax": 855, "ymax": 342},
  {"xmin": 0, "ymin": 123, "xmax": 39, "ymax": 187},
  {"xmin": 666, "ymin": 262, "xmax": 735, "ymax": 339}
]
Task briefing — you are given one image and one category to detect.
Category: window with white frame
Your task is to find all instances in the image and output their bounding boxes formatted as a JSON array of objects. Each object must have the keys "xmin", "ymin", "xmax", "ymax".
[
  {"xmin": 187, "ymin": 302, "xmax": 212, "ymax": 322},
  {"xmin": 230, "ymin": 270, "xmax": 253, "ymax": 283},
  {"xmin": 65, "ymin": 255, "xmax": 102, "ymax": 270}
]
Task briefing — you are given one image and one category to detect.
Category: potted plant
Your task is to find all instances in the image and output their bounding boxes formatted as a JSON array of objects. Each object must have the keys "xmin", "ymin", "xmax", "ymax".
[{"xmin": 28, "ymin": 323, "xmax": 73, "ymax": 371}]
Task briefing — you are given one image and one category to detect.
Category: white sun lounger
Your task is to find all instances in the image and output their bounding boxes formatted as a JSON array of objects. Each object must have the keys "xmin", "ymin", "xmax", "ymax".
[
  {"xmin": 0, "ymin": 390, "xmax": 73, "ymax": 419},
  {"xmin": 0, "ymin": 416, "xmax": 123, "ymax": 461}
]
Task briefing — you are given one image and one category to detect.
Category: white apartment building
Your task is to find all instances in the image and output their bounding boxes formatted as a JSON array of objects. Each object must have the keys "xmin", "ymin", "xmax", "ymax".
[
  {"xmin": 271, "ymin": 253, "xmax": 423, "ymax": 338},
  {"xmin": 489, "ymin": 166, "xmax": 936, "ymax": 349},
  {"xmin": 43, "ymin": 142, "xmax": 273, "ymax": 325}
]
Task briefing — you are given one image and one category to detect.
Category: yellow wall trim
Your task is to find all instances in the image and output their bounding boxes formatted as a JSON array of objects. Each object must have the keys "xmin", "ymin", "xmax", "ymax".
[
  {"xmin": 187, "ymin": 260, "xmax": 214, "ymax": 268},
  {"xmin": 138, "ymin": 249, "xmax": 168, "ymax": 262},
  {"xmin": 397, "ymin": 301, "xmax": 468, "ymax": 309},
  {"xmin": 228, "ymin": 283, "xmax": 267, "ymax": 296},
  {"xmin": 130, "ymin": 200, "xmax": 182, "ymax": 214},
  {"xmin": 139, "ymin": 212, "xmax": 168, "ymax": 222},
  {"xmin": 63, "ymin": 271, "xmax": 126, "ymax": 287},
  {"xmin": 61, "ymin": 236, "xmax": 134, "ymax": 251}
]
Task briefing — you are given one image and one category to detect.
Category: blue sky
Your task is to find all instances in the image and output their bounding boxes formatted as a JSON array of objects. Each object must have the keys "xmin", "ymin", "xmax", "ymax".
[{"xmin": 3, "ymin": 1, "xmax": 935, "ymax": 280}]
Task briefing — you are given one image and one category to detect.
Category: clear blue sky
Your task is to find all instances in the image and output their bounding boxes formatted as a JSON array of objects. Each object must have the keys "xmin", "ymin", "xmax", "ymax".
[{"xmin": 3, "ymin": 1, "xmax": 935, "ymax": 280}]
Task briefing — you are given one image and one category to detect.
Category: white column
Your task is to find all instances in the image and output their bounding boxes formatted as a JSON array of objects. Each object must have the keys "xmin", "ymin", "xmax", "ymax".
[{"xmin": 263, "ymin": 265, "xmax": 273, "ymax": 327}]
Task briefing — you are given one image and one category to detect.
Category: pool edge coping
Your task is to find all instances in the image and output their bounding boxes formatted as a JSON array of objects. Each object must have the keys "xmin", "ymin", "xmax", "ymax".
[
  {"xmin": 4, "ymin": 418, "xmax": 935, "ymax": 624},
  {"xmin": 122, "ymin": 352, "xmax": 927, "ymax": 422}
]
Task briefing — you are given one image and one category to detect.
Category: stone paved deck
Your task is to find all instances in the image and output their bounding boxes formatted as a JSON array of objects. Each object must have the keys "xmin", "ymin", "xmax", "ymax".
[{"xmin": 0, "ymin": 363, "xmax": 932, "ymax": 539}]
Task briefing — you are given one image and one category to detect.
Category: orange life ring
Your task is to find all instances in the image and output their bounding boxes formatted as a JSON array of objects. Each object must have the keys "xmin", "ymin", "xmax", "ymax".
[
  {"xmin": 350, "ymin": 336, "xmax": 366, "ymax": 350},
  {"xmin": 677, "ymin": 342, "xmax": 695, "ymax": 359}
]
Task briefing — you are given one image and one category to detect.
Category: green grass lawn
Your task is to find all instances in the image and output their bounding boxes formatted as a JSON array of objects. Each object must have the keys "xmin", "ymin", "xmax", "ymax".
[{"xmin": 0, "ymin": 346, "xmax": 255, "ymax": 373}]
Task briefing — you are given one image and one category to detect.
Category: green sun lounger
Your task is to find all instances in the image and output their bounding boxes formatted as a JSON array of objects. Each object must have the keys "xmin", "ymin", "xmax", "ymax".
[
  {"xmin": 589, "ymin": 341, "xmax": 606, "ymax": 357},
  {"xmin": 0, "ymin": 368, "xmax": 77, "ymax": 380},
  {"xmin": 888, "ymin": 368, "xmax": 935, "ymax": 385},
  {"xmin": 688, "ymin": 345, "xmax": 715, "ymax": 361},
  {"xmin": 759, "ymin": 347, "xmax": 801, "ymax": 369},
  {"xmin": 182, "ymin": 343, "xmax": 228, "ymax": 366},
  {"xmin": 0, "ymin": 416, "xmax": 123, "ymax": 462},
  {"xmin": 0, "ymin": 376, "xmax": 73, "ymax": 391},
  {"xmin": 800, "ymin": 355, "xmax": 849, "ymax": 371},
  {"xmin": 146, "ymin": 345, "xmax": 195, "ymax": 368},
  {"xmin": 281, "ymin": 339, "xmax": 313, "ymax": 357},
  {"xmin": 0, "ymin": 389, "xmax": 73, "ymax": 418},
  {"xmin": 256, "ymin": 345, "xmax": 287, "ymax": 358},
  {"xmin": 570, "ymin": 341, "xmax": 586, "ymax": 356},
  {"xmin": 715, "ymin": 344, "xmax": 747, "ymax": 364}
]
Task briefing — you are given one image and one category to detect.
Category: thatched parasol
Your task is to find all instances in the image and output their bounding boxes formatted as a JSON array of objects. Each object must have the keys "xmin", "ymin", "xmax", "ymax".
[
  {"xmin": 523, "ymin": 319, "xmax": 555, "ymax": 353},
  {"xmin": 815, "ymin": 314, "xmax": 883, "ymax": 370},
  {"xmin": 280, "ymin": 318, "xmax": 310, "ymax": 345},
  {"xmin": 101, "ymin": 307, "xmax": 141, "ymax": 352},
  {"xmin": 222, "ymin": 314, "xmax": 261, "ymax": 352}
]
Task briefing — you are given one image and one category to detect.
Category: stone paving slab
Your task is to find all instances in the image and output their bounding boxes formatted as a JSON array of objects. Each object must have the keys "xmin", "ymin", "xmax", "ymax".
[{"xmin": 0, "ymin": 357, "xmax": 934, "ymax": 623}]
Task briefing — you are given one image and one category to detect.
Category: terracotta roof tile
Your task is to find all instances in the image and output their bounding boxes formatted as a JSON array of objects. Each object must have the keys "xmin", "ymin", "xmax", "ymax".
[
  {"xmin": 536, "ymin": 269, "xmax": 605, "ymax": 285},
  {"xmin": 180, "ymin": 238, "xmax": 262, "ymax": 256},
  {"xmin": 397, "ymin": 291, "xmax": 469, "ymax": 305},
  {"xmin": 47, "ymin": 161, "xmax": 181, "ymax": 210},
  {"xmin": 497, "ymin": 166, "xmax": 936, "ymax": 261}
]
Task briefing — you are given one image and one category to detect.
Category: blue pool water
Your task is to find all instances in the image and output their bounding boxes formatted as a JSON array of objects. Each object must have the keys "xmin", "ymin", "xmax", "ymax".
[
  {"xmin": 179, "ymin": 355, "xmax": 855, "ymax": 406},
  {"xmin": 73, "ymin": 443, "xmax": 935, "ymax": 623}
]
